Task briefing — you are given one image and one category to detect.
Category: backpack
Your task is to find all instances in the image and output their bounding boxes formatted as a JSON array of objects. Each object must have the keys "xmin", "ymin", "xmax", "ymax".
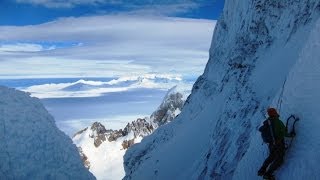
[{"xmin": 259, "ymin": 120, "xmax": 275, "ymax": 144}]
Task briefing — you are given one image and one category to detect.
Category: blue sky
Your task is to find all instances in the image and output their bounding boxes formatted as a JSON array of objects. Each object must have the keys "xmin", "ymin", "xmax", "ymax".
[
  {"xmin": 1, "ymin": 0, "xmax": 224, "ymax": 25},
  {"xmin": 0, "ymin": 0, "xmax": 224, "ymax": 79}
]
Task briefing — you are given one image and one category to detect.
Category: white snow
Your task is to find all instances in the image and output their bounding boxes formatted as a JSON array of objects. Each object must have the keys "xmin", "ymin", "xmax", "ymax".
[
  {"xmin": 123, "ymin": 0, "xmax": 320, "ymax": 180},
  {"xmin": 234, "ymin": 17, "xmax": 320, "ymax": 180},
  {"xmin": 73, "ymin": 128, "xmax": 129, "ymax": 180},
  {"xmin": 72, "ymin": 122, "xmax": 152, "ymax": 180},
  {"xmin": 0, "ymin": 86, "xmax": 95, "ymax": 179}
]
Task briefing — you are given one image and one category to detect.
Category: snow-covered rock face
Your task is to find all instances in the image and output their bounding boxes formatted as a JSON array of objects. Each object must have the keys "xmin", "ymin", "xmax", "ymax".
[
  {"xmin": 151, "ymin": 86, "xmax": 184, "ymax": 127},
  {"xmin": 73, "ymin": 87, "xmax": 185, "ymax": 179},
  {"xmin": 124, "ymin": 1, "xmax": 320, "ymax": 180},
  {"xmin": 0, "ymin": 86, "xmax": 95, "ymax": 179},
  {"xmin": 89, "ymin": 122, "xmax": 110, "ymax": 147}
]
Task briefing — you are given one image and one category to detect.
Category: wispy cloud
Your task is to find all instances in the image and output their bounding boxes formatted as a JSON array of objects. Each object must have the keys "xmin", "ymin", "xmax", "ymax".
[
  {"xmin": 119, "ymin": 2, "xmax": 200, "ymax": 16},
  {"xmin": 0, "ymin": 43, "xmax": 55, "ymax": 52},
  {"xmin": 15, "ymin": 0, "xmax": 203, "ymax": 16},
  {"xmin": 16, "ymin": 0, "xmax": 109, "ymax": 8},
  {"xmin": 0, "ymin": 15, "xmax": 215, "ymax": 79},
  {"xmin": 15, "ymin": 0, "xmax": 202, "ymax": 8}
]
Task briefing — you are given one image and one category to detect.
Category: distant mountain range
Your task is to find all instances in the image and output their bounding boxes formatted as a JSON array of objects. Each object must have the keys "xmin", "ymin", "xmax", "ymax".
[
  {"xmin": 23, "ymin": 74, "xmax": 192, "ymax": 98},
  {"xmin": 72, "ymin": 86, "xmax": 185, "ymax": 179}
]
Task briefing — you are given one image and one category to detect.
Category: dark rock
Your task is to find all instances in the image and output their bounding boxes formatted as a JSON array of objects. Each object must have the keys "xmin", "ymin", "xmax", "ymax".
[
  {"xmin": 122, "ymin": 139, "xmax": 135, "ymax": 149},
  {"xmin": 78, "ymin": 147, "xmax": 91, "ymax": 169}
]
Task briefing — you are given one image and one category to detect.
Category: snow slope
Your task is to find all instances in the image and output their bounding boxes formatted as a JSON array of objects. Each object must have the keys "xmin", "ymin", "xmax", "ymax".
[
  {"xmin": 73, "ymin": 123, "xmax": 131, "ymax": 180},
  {"xmin": 73, "ymin": 86, "xmax": 185, "ymax": 179},
  {"xmin": 234, "ymin": 16, "xmax": 320, "ymax": 180},
  {"xmin": 124, "ymin": 1, "xmax": 320, "ymax": 180},
  {"xmin": 0, "ymin": 86, "xmax": 95, "ymax": 179}
]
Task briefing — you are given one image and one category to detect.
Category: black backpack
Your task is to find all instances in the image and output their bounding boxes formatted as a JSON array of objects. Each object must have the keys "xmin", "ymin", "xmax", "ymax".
[{"xmin": 259, "ymin": 120, "xmax": 274, "ymax": 144}]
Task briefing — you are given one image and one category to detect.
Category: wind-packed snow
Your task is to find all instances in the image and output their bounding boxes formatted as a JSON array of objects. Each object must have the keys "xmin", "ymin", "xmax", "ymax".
[
  {"xmin": 0, "ymin": 86, "xmax": 95, "ymax": 179},
  {"xmin": 124, "ymin": 0, "xmax": 320, "ymax": 180}
]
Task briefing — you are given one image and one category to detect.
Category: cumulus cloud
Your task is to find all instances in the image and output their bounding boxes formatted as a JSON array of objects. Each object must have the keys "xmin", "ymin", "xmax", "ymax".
[{"xmin": 0, "ymin": 15, "xmax": 215, "ymax": 79}]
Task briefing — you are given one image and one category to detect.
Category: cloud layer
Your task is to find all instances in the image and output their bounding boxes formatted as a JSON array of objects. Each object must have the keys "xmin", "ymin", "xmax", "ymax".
[
  {"xmin": 16, "ymin": 0, "xmax": 116, "ymax": 8},
  {"xmin": 23, "ymin": 74, "xmax": 191, "ymax": 98},
  {"xmin": 0, "ymin": 43, "xmax": 56, "ymax": 52},
  {"xmin": 15, "ymin": 0, "xmax": 201, "ymax": 10},
  {"xmin": 0, "ymin": 15, "xmax": 215, "ymax": 79}
]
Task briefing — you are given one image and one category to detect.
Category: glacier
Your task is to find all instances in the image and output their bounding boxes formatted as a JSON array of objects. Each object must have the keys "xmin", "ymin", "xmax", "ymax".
[{"xmin": 123, "ymin": 0, "xmax": 320, "ymax": 180}]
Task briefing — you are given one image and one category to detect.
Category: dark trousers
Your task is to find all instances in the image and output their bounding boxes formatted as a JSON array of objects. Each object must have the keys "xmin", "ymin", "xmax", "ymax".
[{"xmin": 261, "ymin": 142, "xmax": 285, "ymax": 174}]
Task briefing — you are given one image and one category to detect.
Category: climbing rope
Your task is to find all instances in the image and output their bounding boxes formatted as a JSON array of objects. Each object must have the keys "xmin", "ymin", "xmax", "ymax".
[{"xmin": 277, "ymin": 78, "xmax": 287, "ymax": 114}]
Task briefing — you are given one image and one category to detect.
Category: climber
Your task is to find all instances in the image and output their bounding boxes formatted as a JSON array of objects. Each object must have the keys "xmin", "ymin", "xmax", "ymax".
[{"xmin": 258, "ymin": 108, "xmax": 295, "ymax": 179}]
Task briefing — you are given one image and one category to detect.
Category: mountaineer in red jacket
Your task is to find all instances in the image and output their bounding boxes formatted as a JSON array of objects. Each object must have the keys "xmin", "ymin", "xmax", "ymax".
[{"xmin": 258, "ymin": 108, "xmax": 295, "ymax": 179}]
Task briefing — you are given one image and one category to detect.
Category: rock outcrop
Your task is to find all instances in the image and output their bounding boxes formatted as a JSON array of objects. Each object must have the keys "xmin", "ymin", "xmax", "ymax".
[{"xmin": 151, "ymin": 87, "xmax": 184, "ymax": 126}]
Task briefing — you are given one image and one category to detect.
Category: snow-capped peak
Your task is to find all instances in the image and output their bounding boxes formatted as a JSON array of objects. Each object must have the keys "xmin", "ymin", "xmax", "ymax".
[
  {"xmin": 75, "ymin": 79, "xmax": 105, "ymax": 86},
  {"xmin": 72, "ymin": 86, "xmax": 185, "ymax": 179},
  {"xmin": 151, "ymin": 85, "xmax": 184, "ymax": 127}
]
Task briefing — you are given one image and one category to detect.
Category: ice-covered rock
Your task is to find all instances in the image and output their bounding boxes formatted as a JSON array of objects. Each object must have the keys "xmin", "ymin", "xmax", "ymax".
[{"xmin": 151, "ymin": 86, "xmax": 184, "ymax": 127}]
